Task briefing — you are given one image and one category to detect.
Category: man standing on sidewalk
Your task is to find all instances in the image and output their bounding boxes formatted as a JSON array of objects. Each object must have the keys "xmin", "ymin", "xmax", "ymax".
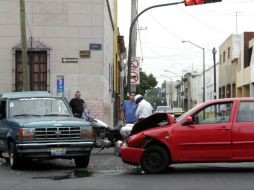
[
  {"xmin": 69, "ymin": 91, "xmax": 85, "ymax": 118},
  {"xmin": 121, "ymin": 92, "xmax": 137, "ymax": 124}
]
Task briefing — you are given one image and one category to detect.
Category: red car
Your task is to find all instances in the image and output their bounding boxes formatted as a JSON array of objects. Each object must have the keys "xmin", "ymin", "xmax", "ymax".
[{"xmin": 120, "ymin": 98, "xmax": 254, "ymax": 173}]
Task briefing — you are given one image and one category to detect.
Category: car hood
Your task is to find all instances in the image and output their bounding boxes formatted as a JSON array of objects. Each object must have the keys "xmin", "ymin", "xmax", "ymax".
[
  {"xmin": 8, "ymin": 116, "xmax": 91, "ymax": 127},
  {"xmin": 131, "ymin": 113, "xmax": 174, "ymax": 135}
]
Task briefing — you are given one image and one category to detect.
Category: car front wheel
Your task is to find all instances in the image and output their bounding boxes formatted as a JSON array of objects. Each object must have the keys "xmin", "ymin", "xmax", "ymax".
[
  {"xmin": 140, "ymin": 145, "xmax": 169, "ymax": 174},
  {"xmin": 74, "ymin": 155, "xmax": 90, "ymax": 168},
  {"xmin": 9, "ymin": 141, "xmax": 20, "ymax": 170}
]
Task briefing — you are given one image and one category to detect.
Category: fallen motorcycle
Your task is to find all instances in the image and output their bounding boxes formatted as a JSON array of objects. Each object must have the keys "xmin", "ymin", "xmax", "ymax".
[{"xmin": 82, "ymin": 109, "xmax": 122, "ymax": 149}]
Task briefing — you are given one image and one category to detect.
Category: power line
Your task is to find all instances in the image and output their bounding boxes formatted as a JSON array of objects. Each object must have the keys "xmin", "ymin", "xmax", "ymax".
[{"xmin": 177, "ymin": 6, "xmax": 228, "ymax": 35}]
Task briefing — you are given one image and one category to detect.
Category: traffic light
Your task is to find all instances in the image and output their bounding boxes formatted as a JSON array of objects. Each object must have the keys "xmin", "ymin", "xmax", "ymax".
[{"xmin": 185, "ymin": 0, "xmax": 222, "ymax": 6}]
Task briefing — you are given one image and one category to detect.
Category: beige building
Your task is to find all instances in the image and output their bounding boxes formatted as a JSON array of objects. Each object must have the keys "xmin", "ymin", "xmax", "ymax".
[
  {"xmin": 219, "ymin": 34, "xmax": 241, "ymax": 98},
  {"xmin": 0, "ymin": 0, "xmax": 120, "ymax": 126},
  {"xmin": 236, "ymin": 32, "xmax": 254, "ymax": 97}
]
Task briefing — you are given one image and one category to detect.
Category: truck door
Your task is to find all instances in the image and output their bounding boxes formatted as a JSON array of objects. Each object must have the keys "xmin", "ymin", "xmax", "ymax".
[
  {"xmin": 232, "ymin": 100, "xmax": 254, "ymax": 158},
  {"xmin": 174, "ymin": 101, "xmax": 234, "ymax": 161}
]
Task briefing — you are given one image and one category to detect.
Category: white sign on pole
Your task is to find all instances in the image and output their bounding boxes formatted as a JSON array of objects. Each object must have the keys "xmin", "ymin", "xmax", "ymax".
[{"xmin": 130, "ymin": 57, "xmax": 140, "ymax": 85}]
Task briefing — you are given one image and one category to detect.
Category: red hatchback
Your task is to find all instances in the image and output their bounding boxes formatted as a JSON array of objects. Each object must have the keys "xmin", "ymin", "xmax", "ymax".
[{"xmin": 120, "ymin": 98, "xmax": 254, "ymax": 173}]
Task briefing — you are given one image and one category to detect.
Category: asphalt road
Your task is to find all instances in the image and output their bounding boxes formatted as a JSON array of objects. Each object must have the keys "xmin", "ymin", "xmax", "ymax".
[{"xmin": 1, "ymin": 149, "xmax": 254, "ymax": 190}]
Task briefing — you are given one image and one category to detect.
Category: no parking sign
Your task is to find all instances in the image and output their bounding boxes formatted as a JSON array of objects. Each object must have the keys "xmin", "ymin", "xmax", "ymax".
[{"xmin": 131, "ymin": 57, "xmax": 140, "ymax": 85}]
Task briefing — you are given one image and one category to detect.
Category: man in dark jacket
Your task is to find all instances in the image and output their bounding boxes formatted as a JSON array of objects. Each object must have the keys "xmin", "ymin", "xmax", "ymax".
[{"xmin": 69, "ymin": 91, "xmax": 85, "ymax": 118}]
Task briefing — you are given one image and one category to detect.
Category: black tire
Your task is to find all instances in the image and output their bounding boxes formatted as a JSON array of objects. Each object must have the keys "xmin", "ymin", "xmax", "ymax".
[
  {"xmin": 74, "ymin": 155, "xmax": 90, "ymax": 168},
  {"xmin": 9, "ymin": 141, "xmax": 20, "ymax": 170},
  {"xmin": 140, "ymin": 145, "xmax": 170, "ymax": 174}
]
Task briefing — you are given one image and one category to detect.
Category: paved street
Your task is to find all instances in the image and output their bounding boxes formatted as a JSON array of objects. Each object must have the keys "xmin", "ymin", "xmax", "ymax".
[{"xmin": 0, "ymin": 148, "xmax": 254, "ymax": 190}]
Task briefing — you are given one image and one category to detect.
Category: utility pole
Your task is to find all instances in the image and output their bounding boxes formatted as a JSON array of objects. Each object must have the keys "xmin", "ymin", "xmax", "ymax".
[
  {"xmin": 130, "ymin": 0, "xmax": 138, "ymax": 93},
  {"xmin": 213, "ymin": 47, "xmax": 217, "ymax": 99},
  {"xmin": 235, "ymin": 12, "xmax": 240, "ymax": 34},
  {"xmin": 20, "ymin": 0, "xmax": 29, "ymax": 91},
  {"xmin": 127, "ymin": 1, "xmax": 184, "ymax": 94}
]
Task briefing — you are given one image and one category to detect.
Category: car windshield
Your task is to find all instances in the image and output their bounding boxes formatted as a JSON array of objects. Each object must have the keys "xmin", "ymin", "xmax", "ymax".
[{"xmin": 9, "ymin": 98, "xmax": 71, "ymax": 117}]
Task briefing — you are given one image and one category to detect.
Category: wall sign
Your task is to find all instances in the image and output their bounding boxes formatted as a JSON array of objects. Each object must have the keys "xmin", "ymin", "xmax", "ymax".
[
  {"xmin": 62, "ymin": 58, "xmax": 78, "ymax": 63},
  {"xmin": 89, "ymin": 43, "xmax": 102, "ymax": 51}
]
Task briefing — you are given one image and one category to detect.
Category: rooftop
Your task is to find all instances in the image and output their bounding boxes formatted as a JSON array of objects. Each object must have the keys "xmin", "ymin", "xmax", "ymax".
[{"xmin": 0, "ymin": 91, "xmax": 52, "ymax": 99}]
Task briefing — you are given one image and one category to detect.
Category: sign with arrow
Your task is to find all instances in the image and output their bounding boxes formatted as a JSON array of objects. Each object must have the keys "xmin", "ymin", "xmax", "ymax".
[{"xmin": 62, "ymin": 58, "xmax": 78, "ymax": 63}]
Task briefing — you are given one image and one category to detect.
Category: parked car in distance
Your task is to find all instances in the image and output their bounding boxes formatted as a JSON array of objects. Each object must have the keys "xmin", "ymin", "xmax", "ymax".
[
  {"xmin": 155, "ymin": 106, "xmax": 172, "ymax": 114},
  {"xmin": 171, "ymin": 107, "xmax": 184, "ymax": 118},
  {"xmin": 0, "ymin": 91, "xmax": 94, "ymax": 169},
  {"xmin": 120, "ymin": 98, "xmax": 254, "ymax": 174}
]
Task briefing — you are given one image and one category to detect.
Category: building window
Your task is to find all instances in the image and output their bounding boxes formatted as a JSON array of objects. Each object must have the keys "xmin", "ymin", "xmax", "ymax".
[
  {"xmin": 15, "ymin": 51, "xmax": 48, "ymax": 91},
  {"xmin": 220, "ymin": 54, "xmax": 222, "ymax": 64},
  {"xmin": 223, "ymin": 51, "xmax": 226, "ymax": 63},
  {"xmin": 228, "ymin": 47, "xmax": 230, "ymax": 59}
]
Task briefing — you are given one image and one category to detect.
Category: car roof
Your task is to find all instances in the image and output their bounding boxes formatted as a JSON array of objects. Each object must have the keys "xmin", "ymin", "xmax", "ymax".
[{"xmin": 0, "ymin": 91, "xmax": 56, "ymax": 99}]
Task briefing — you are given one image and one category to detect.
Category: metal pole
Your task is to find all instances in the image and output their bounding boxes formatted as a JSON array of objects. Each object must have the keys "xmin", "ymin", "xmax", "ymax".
[
  {"xmin": 213, "ymin": 47, "xmax": 217, "ymax": 99},
  {"xmin": 19, "ymin": 0, "xmax": 29, "ymax": 91},
  {"xmin": 203, "ymin": 48, "xmax": 205, "ymax": 103},
  {"xmin": 127, "ymin": 1, "xmax": 184, "ymax": 94},
  {"xmin": 171, "ymin": 78, "xmax": 173, "ymax": 109}
]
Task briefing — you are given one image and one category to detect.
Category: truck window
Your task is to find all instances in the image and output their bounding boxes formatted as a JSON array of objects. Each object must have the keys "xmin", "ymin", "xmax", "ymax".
[
  {"xmin": 237, "ymin": 101, "xmax": 254, "ymax": 122},
  {"xmin": 0, "ymin": 101, "xmax": 6, "ymax": 119},
  {"xmin": 192, "ymin": 102, "xmax": 233, "ymax": 124}
]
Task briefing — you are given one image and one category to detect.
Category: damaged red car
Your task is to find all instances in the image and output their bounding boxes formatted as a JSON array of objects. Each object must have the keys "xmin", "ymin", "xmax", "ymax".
[{"xmin": 120, "ymin": 98, "xmax": 254, "ymax": 174}]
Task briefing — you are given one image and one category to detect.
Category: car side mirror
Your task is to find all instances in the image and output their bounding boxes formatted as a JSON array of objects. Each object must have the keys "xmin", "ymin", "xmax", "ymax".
[{"xmin": 183, "ymin": 116, "xmax": 193, "ymax": 126}]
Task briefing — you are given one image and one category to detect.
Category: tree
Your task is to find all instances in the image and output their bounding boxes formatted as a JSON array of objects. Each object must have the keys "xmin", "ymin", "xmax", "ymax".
[{"xmin": 136, "ymin": 71, "xmax": 158, "ymax": 95}]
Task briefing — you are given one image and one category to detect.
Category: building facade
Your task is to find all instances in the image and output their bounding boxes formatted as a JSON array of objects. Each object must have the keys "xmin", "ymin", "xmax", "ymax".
[
  {"xmin": 219, "ymin": 34, "xmax": 241, "ymax": 98},
  {"xmin": 236, "ymin": 32, "xmax": 254, "ymax": 97},
  {"xmin": 0, "ymin": 0, "xmax": 122, "ymax": 125}
]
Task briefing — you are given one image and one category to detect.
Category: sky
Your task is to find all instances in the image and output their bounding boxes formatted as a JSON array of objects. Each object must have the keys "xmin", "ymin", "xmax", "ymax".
[{"xmin": 118, "ymin": 0, "xmax": 254, "ymax": 86}]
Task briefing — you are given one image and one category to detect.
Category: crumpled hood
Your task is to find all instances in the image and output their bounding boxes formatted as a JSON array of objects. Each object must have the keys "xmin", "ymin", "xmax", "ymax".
[
  {"xmin": 131, "ymin": 113, "xmax": 174, "ymax": 135},
  {"xmin": 8, "ymin": 116, "xmax": 91, "ymax": 128}
]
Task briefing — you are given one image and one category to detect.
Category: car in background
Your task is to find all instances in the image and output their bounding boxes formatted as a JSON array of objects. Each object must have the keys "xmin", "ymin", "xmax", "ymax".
[
  {"xmin": 0, "ymin": 91, "xmax": 94, "ymax": 169},
  {"xmin": 171, "ymin": 107, "xmax": 184, "ymax": 119},
  {"xmin": 155, "ymin": 106, "xmax": 172, "ymax": 114}
]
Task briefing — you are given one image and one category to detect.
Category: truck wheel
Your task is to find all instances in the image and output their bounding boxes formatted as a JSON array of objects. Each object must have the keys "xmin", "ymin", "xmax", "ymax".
[
  {"xmin": 140, "ymin": 145, "xmax": 169, "ymax": 174},
  {"xmin": 9, "ymin": 142, "xmax": 20, "ymax": 170},
  {"xmin": 74, "ymin": 155, "xmax": 90, "ymax": 168}
]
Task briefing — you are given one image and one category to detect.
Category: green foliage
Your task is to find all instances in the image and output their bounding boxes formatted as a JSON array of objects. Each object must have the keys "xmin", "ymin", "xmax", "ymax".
[{"xmin": 136, "ymin": 71, "xmax": 158, "ymax": 96}]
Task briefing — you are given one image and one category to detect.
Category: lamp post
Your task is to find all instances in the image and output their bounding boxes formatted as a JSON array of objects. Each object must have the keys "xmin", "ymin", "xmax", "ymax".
[
  {"xmin": 126, "ymin": 1, "xmax": 184, "ymax": 95},
  {"xmin": 161, "ymin": 75, "xmax": 173, "ymax": 109},
  {"xmin": 212, "ymin": 47, "xmax": 217, "ymax": 99},
  {"xmin": 182, "ymin": 40, "xmax": 205, "ymax": 103}
]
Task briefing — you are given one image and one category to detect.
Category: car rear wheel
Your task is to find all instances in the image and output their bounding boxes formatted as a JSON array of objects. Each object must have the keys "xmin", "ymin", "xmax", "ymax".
[
  {"xmin": 74, "ymin": 155, "xmax": 90, "ymax": 168},
  {"xmin": 140, "ymin": 145, "xmax": 169, "ymax": 174},
  {"xmin": 9, "ymin": 142, "xmax": 20, "ymax": 170}
]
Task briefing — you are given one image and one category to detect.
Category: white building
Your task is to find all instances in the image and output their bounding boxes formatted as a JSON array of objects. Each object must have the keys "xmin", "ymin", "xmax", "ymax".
[
  {"xmin": 205, "ymin": 63, "xmax": 219, "ymax": 101},
  {"xmin": 0, "ymin": 0, "xmax": 116, "ymax": 125}
]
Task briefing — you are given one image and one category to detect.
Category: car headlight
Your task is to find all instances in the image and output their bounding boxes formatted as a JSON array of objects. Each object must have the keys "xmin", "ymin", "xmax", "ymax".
[
  {"xmin": 80, "ymin": 126, "xmax": 93, "ymax": 138},
  {"xmin": 18, "ymin": 128, "xmax": 35, "ymax": 140}
]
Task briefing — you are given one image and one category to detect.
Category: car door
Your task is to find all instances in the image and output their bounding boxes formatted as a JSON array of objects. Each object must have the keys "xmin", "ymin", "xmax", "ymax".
[
  {"xmin": 0, "ymin": 100, "xmax": 7, "ymax": 151},
  {"xmin": 174, "ymin": 101, "xmax": 234, "ymax": 161},
  {"xmin": 232, "ymin": 100, "xmax": 254, "ymax": 158}
]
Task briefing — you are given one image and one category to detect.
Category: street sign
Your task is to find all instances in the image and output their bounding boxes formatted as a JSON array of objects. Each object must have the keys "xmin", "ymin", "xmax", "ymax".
[
  {"xmin": 56, "ymin": 75, "xmax": 64, "ymax": 96},
  {"xmin": 62, "ymin": 58, "xmax": 78, "ymax": 63},
  {"xmin": 89, "ymin": 43, "xmax": 102, "ymax": 50},
  {"xmin": 131, "ymin": 71, "xmax": 140, "ymax": 84},
  {"xmin": 131, "ymin": 57, "xmax": 140, "ymax": 70},
  {"xmin": 131, "ymin": 57, "xmax": 140, "ymax": 85}
]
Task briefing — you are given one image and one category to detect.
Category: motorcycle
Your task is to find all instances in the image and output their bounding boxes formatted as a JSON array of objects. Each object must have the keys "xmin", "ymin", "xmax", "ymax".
[{"xmin": 82, "ymin": 109, "xmax": 122, "ymax": 149}]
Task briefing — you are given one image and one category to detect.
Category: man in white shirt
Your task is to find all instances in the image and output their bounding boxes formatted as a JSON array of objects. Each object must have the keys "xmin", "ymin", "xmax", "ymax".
[{"xmin": 134, "ymin": 94, "xmax": 153, "ymax": 120}]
